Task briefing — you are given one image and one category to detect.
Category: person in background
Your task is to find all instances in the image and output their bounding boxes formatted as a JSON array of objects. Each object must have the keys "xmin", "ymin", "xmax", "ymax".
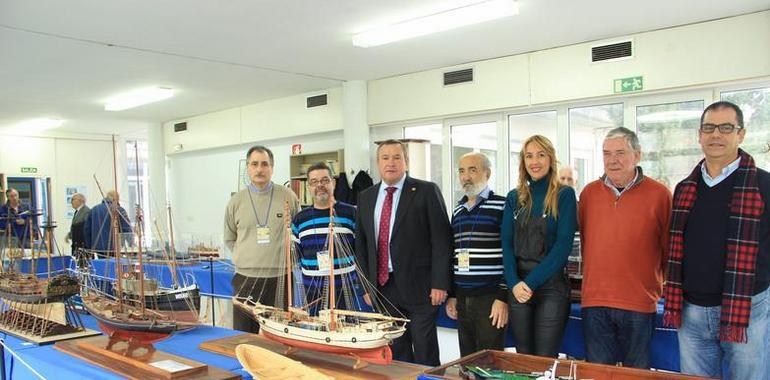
[
  {"xmin": 579, "ymin": 127, "xmax": 671, "ymax": 369},
  {"xmin": 445, "ymin": 152, "xmax": 508, "ymax": 357},
  {"xmin": 65, "ymin": 193, "xmax": 91, "ymax": 267},
  {"xmin": 502, "ymin": 135, "xmax": 577, "ymax": 357},
  {"xmin": 664, "ymin": 101, "xmax": 769, "ymax": 379},
  {"xmin": 558, "ymin": 166, "xmax": 578, "ymax": 190},
  {"xmin": 354, "ymin": 139, "xmax": 452, "ymax": 366},
  {"xmin": 0, "ymin": 188, "xmax": 30, "ymax": 247},
  {"xmin": 84, "ymin": 190, "xmax": 131, "ymax": 256},
  {"xmin": 225, "ymin": 145, "xmax": 300, "ymax": 333},
  {"xmin": 292, "ymin": 162, "xmax": 358, "ymax": 313}
]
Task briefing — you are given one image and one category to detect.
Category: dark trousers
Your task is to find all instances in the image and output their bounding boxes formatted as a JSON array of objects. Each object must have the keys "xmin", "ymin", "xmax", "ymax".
[
  {"xmin": 379, "ymin": 278, "xmax": 440, "ymax": 366},
  {"xmin": 232, "ymin": 273, "xmax": 281, "ymax": 333},
  {"xmin": 456, "ymin": 292, "xmax": 506, "ymax": 357},
  {"xmin": 582, "ymin": 306, "xmax": 655, "ymax": 369},
  {"xmin": 509, "ymin": 274, "xmax": 570, "ymax": 357}
]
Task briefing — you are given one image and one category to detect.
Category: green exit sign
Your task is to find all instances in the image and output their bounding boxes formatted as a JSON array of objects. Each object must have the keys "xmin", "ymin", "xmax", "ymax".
[
  {"xmin": 613, "ymin": 76, "xmax": 644, "ymax": 93},
  {"xmin": 20, "ymin": 167, "xmax": 37, "ymax": 174}
]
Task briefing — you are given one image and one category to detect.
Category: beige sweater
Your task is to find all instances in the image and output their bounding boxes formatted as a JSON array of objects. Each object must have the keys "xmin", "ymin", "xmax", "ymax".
[{"xmin": 224, "ymin": 183, "xmax": 300, "ymax": 277}]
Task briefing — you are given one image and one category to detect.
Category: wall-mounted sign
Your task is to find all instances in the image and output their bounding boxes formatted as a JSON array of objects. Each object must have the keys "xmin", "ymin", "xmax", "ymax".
[
  {"xmin": 292, "ymin": 144, "xmax": 303, "ymax": 155},
  {"xmin": 20, "ymin": 167, "xmax": 37, "ymax": 174},
  {"xmin": 613, "ymin": 76, "xmax": 644, "ymax": 93}
]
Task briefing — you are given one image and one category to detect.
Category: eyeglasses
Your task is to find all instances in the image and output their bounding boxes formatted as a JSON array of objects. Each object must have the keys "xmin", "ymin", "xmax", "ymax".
[
  {"xmin": 308, "ymin": 177, "xmax": 332, "ymax": 187},
  {"xmin": 700, "ymin": 123, "xmax": 742, "ymax": 134}
]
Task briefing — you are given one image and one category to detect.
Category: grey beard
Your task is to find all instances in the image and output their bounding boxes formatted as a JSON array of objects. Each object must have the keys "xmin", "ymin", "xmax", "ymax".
[{"xmin": 462, "ymin": 182, "xmax": 485, "ymax": 198}]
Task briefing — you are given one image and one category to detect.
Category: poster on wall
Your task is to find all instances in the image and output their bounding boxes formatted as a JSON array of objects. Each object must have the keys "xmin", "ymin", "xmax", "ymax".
[
  {"xmin": 64, "ymin": 185, "xmax": 87, "ymax": 219},
  {"xmin": 237, "ymin": 159, "xmax": 247, "ymax": 192}
]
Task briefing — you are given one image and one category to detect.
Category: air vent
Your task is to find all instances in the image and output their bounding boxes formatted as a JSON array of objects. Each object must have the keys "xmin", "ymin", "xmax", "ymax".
[
  {"xmin": 306, "ymin": 94, "xmax": 328, "ymax": 108},
  {"xmin": 443, "ymin": 68, "xmax": 473, "ymax": 86},
  {"xmin": 173, "ymin": 122, "xmax": 187, "ymax": 132},
  {"xmin": 592, "ymin": 40, "xmax": 633, "ymax": 62}
]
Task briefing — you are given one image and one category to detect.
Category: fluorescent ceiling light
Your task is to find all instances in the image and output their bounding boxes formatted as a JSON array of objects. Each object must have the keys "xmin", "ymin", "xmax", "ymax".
[
  {"xmin": 353, "ymin": 0, "xmax": 519, "ymax": 48},
  {"xmin": 13, "ymin": 118, "xmax": 64, "ymax": 133},
  {"xmin": 105, "ymin": 87, "xmax": 174, "ymax": 111}
]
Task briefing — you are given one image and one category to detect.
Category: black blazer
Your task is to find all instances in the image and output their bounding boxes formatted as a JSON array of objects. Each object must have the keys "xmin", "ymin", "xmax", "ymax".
[{"xmin": 354, "ymin": 176, "xmax": 453, "ymax": 306}]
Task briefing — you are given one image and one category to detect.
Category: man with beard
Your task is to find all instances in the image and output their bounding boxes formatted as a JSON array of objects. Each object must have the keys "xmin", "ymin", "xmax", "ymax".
[
  {"xmin": 291, "ymin": 162, "xmax": 358, "ymax": 313},
  {"xmin": 445, "ymin": 152, "xmax": 508, "ymax": 356}
]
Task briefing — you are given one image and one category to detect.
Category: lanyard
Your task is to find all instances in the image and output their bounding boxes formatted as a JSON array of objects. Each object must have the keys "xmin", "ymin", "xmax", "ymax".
[{"xmin": 247, "ymin": 185, "xmax": 274, "ymax": 228}]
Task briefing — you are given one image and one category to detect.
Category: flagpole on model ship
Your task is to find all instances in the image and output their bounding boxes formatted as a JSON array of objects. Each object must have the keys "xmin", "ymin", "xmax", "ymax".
[
  {"xmin": 166, "ymin": 203, "xmax": 179, "ymax": 288},
  {"xmin": 110, "ymin": 135, "xmax": 124, "ymax": 312},
  {"xmin": 327, "ymin": 198, "xmax": 336, "ymax": 331},
  {"xmin": 284, "ymin": 202, "xmax": 292, "ymax": 317},
  {"xmin": 45, "ymin": 178, "xmax": 54, "ymax": 280},
  {"xmin": 133, "ymin": 140, "xmax": 146, "ymax": 315}
]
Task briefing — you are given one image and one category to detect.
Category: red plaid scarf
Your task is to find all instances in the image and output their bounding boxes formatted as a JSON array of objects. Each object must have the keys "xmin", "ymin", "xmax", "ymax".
[{"xmin": 663, "ymin": 149, "xmax": 763, "ymax": 343}]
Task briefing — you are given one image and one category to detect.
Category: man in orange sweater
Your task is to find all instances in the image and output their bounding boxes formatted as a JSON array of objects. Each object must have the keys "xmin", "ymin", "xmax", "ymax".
[{"xmin": 578, "ymin": 127, "xmax": 671, "ymax": 369}]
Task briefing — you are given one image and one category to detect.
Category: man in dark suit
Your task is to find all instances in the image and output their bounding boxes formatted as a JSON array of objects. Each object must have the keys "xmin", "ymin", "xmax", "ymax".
[
  {"xmin": 355, "ymin": 139, "xmax": 452, "ymax": 366},
  {"xmin": 65, "ymin": 193, "xmax": 90, "ymax": 267}
]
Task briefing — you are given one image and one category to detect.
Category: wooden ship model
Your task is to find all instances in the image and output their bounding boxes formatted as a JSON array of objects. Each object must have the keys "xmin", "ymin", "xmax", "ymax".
[
  {"xmin": 233, "ymin": 201, "xmax": 408, "ymax": 368},
  {"xmin": 79, "ymin": 138, "xmax": 200, "ymax": 351},
  {"xmin": 0, "ymin": 180, "xmax": 91, "ymax": 342}
]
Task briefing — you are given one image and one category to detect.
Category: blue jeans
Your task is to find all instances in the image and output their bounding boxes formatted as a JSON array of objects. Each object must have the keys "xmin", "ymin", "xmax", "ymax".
[
  {"xmin": 582, "ymin": 307, "xmax": 655, "ymax": 369},
  {"xmin": 678, "ymin": 286, "xmax": 770, "ymax": 379}
]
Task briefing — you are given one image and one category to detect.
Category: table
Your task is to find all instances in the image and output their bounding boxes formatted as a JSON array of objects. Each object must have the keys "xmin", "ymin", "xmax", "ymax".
[
  {"xmin": 436, "ymin": 301, "xmax": 680, "ymax": 372},
  {"xmin": 0, "ymin": 313, "xmax": 250, "ymax": 379}
]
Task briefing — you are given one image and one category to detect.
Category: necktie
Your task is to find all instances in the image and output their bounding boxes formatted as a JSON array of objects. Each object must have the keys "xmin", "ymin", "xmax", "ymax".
[{"xmin": 377, "ymin": 186, "xmax": 397, "ymax": 286}]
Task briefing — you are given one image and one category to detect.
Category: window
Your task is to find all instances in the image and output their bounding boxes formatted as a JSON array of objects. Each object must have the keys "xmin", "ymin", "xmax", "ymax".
[
  {"xmin": 636, "ymin": 100, "xmax": 704, "ymax": 191},
  {"xmin": 404, "ymin": 124, "xmax": 443, "ymax": 188},
  {"xmin": 721, "ymin": 87, "xmax": 770, "ymax": 170},
  {"xmin": 569, "ymin": 103, "xmax": 624, "ymax": 194},
  {"xmin": 450, "ymin": 122, "xmax": 497, "ymax": 204},
  {"xmin": 509, "ymin": 111, "xmax": 558, "ymax": 188}
]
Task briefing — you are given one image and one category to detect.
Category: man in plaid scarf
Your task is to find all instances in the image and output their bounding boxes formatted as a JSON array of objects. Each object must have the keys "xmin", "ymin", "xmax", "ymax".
[{"xmin": 663, "ymin": 101, "xmax": 770, "ymax": 379}]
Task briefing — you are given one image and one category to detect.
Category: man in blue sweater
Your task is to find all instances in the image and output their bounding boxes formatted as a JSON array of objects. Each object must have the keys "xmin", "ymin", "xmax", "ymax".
[{"xmin": 445, "ymin": 152, "xmax": 508, "ymax": 357}]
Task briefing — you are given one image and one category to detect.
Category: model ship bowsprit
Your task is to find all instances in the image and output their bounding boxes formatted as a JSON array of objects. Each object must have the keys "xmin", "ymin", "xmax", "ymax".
[
  {"xmin": 233, "ymin": 200, "xmax": 409, "ymax": 369},
  {"xmin": 0, "ymin": 182, "xmax": 90, "ymax": 342}
]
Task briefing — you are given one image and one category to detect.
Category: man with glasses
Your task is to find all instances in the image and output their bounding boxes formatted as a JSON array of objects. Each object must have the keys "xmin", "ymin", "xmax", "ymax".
[
  {"xmin": 579, "ymin": 127, "xmax": 672, "ymax": 369},
  {"xmin": 664, "ymin": 101, "xmax": 770, "ymax": 379},
  {"xmin": 225, "ymin": 145, "xmax": 300, "ymax": 332},
  {"xmin": 291, "ymin": 162, "xmax": 358, "ymax": 313}
]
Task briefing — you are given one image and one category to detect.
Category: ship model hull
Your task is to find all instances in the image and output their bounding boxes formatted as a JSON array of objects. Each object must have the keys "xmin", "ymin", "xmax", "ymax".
[
  {"xmin": 0, "ymin": 273, "xmax": 80, "ymax": 303},
  {"xmin": 82, "ymin": 293, "xmax": 181, "ymax": 344}
]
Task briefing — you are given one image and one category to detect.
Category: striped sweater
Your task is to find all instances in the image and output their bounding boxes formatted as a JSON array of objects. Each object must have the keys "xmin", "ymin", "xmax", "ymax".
[
  {"xmin": 291, "ymin": 202, "xmax": 357, "ymax": 288},
  {"xmin": 450, "ymin": 189, "xmax": 508, "ymax": 301}
]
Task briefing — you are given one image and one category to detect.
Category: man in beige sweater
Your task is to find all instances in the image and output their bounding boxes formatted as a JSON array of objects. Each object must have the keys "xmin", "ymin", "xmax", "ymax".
[{"xmin": 225, "ymin": 145, "xmax": 300, "ymax": 332}]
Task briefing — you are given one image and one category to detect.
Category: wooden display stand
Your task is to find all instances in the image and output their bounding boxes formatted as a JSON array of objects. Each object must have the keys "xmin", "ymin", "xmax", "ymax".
[
  {"xmin": 55, "ymin": 335, "xmax": 240, "ymax": 380},
  {"xmin": 200, "ymin": 332, "xmax": 426, "ymax": 379},
  {"xmin": 422, "ymin": 350, "xmax": 709, "ymax": 379}
]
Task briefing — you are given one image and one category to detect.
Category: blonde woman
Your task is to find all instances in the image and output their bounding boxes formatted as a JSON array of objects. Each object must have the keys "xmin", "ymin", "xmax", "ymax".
[{"xmin": 501, "ymin": 135, "xmax": 577, "ymax": 357}]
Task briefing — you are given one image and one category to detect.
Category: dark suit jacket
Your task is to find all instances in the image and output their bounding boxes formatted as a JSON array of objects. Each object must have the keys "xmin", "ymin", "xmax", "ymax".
[
  {"xmin": 69, "ymin": 205, "xmax": 91, "ymax": 250},
  {"xmin": 354, "ymin": 176, "xmax": 453, "ymax": 306}
]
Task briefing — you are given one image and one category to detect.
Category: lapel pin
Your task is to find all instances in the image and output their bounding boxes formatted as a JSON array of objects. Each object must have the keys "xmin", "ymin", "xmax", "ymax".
[{"xmin": 411, "ymin": 187, "xmax": 416, "ymax": 191}]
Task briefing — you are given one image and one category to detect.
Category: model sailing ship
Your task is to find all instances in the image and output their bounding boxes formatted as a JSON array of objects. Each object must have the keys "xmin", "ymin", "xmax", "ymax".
[
  {"xmin": 0, "ymin": 180, "xmax": 86, "ymax": 341},
  {"xmin": 80, "ymin": 138, "xmax": 200, "ymax": 350},
  {"xmin": 233, "ymin": 201, "xmax": 408, "ymax": 368}
]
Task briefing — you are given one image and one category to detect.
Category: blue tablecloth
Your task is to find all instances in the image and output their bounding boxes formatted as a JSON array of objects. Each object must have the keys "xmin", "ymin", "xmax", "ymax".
[
  {"xmin": 436, "ymin": 301, "xmax": 679, "ymax": 372},
  {"xmin": 89, "ymin": 258, "xmax": 235, "ymax": 298},
  {"xmin": 0, "ymin": 313, "xmax": 250, "ymax": 379}
]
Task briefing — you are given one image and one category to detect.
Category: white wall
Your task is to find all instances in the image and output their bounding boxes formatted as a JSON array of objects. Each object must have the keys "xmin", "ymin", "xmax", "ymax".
[
  {"xmin": 368, "ymin": 10, "xmax": 770, "ymax": 125},
  {"xmin": 166, "ymin": 131, "xmax": 343, "ymax": 256},
  {"xmin": 0, "ymin": 134, "xmax": 117, "ymax": 252}
]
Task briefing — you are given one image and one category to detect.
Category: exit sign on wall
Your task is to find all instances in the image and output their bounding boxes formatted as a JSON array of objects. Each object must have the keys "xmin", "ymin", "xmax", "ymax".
[
  {"xmin": 613, "ymin": 76, "xmax": 644, "ymax": 93},
  {"xmin": 20, "ymin": 167, "xmax": 37, "ymax": 174}
]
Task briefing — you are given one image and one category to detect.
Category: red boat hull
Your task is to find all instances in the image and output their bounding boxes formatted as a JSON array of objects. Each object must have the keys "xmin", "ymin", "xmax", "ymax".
[
  {"xmin": 96, "ymin": 321, "xmax": 170, "ymax": 344},
  {"xmin": 260, "ymin": 329, "xmax": 393, "ymax": 365}
]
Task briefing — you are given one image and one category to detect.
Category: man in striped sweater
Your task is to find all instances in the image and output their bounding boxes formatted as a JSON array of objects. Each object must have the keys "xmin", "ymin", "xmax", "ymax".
[
  {"xmin": 445, "ymin": 152, "xmax": 508, "ymax": 357},
  {"xmin": 291, "ymin": 162, "xmax": 360, "ymax": 313}
]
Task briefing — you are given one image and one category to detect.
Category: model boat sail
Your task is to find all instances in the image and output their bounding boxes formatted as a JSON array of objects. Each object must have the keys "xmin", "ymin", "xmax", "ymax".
[
  {"xmin": 233, "ymin": 201, "xmax": 408, "ymax": 367},
  {"xmin": 0, "ymin": 179, "xmax": 86, "ymax": 341},
  {"xmin": 80, "ymin": 137, "xmax": 199, "ymax": 347}
]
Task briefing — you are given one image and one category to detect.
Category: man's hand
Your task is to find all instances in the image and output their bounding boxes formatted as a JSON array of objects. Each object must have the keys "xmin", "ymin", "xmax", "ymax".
[
  {"xmin": 489, "ymin": 299, "xmax": 508, "ymax": 329},
  {"xmin": 512, "ymin": 281, "xmax": 532, "ymax": 304},
  {"xmin": 430, "ymin": 288, "xmax": 447, "ymax": 306},
  {"xmin": 445, "ymin": 297, "xmax": 458, "ymax": 320},
  {"xmin": 363, "ymin": 293, "xmax": 372, "ymax": 306}
]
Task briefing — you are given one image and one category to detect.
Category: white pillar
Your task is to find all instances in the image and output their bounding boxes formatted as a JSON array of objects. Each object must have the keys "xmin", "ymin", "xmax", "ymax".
[{"xmin": 342, "ymin": 80, "xmax": 369, "ymax": 185}]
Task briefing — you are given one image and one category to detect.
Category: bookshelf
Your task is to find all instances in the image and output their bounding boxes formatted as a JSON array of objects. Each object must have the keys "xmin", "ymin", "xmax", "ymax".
[{"xmin": 289, "ymin": 150, "xmax": 344, "ymax": 206}]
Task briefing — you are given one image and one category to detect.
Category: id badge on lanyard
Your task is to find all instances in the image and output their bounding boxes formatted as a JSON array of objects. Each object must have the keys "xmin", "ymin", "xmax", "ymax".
[
  {"xmin": 457, "ymin": 249, "xmax": 471, "ymax": 272},
  {"xmin": 317, "ymin": 250, "xmax": 330, "ymax": 271},
  {"xmin": 256, "ymin": 227, "xmax": 271, "ymax": 244}
]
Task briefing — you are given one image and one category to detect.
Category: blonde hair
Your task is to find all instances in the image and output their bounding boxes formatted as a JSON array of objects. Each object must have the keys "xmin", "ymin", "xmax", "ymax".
[{"xmin": 517, "ymin": 135, "xmax": 561, "ymax": 219}]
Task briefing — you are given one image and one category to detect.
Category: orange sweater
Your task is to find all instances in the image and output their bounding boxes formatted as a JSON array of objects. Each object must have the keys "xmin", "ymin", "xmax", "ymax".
[{"xmin": 578, "ymin": 176, "xmax": 671, "ymax": 313}]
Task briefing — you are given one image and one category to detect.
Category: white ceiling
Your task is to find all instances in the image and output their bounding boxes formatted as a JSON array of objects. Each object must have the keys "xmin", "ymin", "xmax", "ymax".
[{"xmin": 1, "ymin": 0, "xmax": 768, "ymax": 137}]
